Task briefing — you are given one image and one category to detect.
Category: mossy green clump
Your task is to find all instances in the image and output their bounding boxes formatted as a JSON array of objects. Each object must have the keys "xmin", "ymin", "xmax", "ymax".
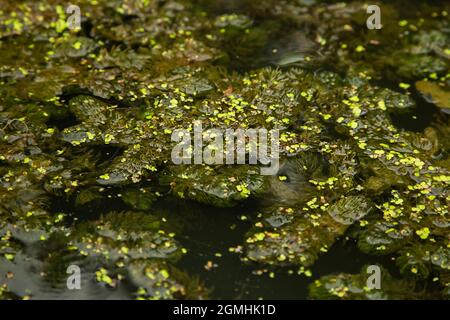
[{"xmin": 160, "ymin": 164, "xmax": 269, "ymax": 207}]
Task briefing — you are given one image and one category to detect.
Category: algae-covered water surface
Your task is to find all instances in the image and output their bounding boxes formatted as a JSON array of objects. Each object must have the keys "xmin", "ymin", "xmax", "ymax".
[{"xmin": 0, "ymin": 0, "xmax": 449, "ymax": 300}]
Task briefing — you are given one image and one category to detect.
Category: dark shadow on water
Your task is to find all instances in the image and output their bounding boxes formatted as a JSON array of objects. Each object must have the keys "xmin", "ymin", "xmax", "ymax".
[{"xmin": 390, "ymin": 88, "xmax": 442, "ymax": 132}]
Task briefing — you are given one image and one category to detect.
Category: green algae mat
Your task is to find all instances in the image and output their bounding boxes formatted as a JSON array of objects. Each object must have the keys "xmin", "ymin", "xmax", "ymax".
[{"xmin": 0, "ymin": 0, "xmax": 449, "ymax": 300}]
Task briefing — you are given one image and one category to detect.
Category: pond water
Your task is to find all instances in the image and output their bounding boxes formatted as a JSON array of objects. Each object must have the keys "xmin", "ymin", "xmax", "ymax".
[{"xmin": 0, "ymin": 0, "xmax": 449, "ymax": 300}]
